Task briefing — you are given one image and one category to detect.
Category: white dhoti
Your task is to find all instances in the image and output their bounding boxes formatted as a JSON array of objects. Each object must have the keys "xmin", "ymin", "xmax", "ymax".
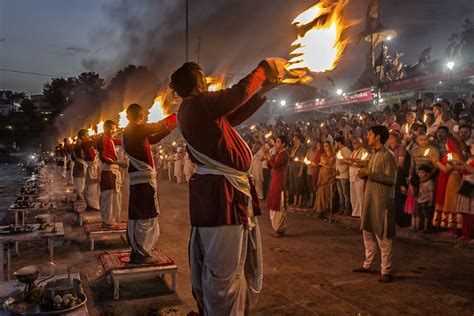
[
  {"xmin": 269, "ymin": 191, "xmax": 287, "ymax": 233},
  {"xmin": 73, "ymin": 176, "xmax": 85, "ymax": 199},
  {"xmin": 190, "ymin": 221, "xmax": 263, "ymax": 316},
  {"xmin": 181, "ymin": 134, "xmax": 262, "ymax": 315},
  {"xmin": 184, "ymin": 159, "xmax": 195, "ymax": 183},
  {"xmin": 84, "ymin": 158, "xmax": 100, "ymax": 210},
  {"xmin": 62, "ymin": 159, "xmax": 67, "ymax": 179},
  {"xmin": 123, "ymin": 148, "xmax": 161, "ymax": 257},
  {"xmin": 100, "ymin": 164, "xmax": 122, "ymax": 225},
  {"xmin": 174, "ymin": 159, "xmax": 184, "ymax": 184},
  {"xmin": 350, "ymin": 179, "xmax": 364, "ymax": 217},
  {"xmin": 127, "ymin": 217, "xmax": 160, "ymax": 256}
]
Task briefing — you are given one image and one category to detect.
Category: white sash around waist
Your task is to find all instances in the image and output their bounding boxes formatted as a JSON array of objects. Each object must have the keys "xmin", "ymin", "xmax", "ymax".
[
  {"xmin": 122, "ymin": 144, "xmax": 160, "ymax": 215},
  {"xmin": 102, "ymin": 163, "xmax": 122, "ymax": 192},
  {"xmin": 181, "ymin": 133, "xmax": 255, "ymax": 229}
]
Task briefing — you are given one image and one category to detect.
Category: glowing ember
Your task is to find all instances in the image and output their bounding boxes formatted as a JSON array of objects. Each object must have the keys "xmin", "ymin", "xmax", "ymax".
[
  {"xmin": 206, "ymin": 76, "xmax": 226, "ymax": 92},
  {"xmin": 265, "ymin": 131, "xmax": 273, "ymax": 139},
  {"xmin": 336, "ymin": 151, "xmax": 343, "ymax": 160},
  {"xmin": 447, "ymin": 153, "xmax": 453, "ymax": 161},
  {"xmin": 304, "ymin": 157, "xmax": 311, "ymax": 165},
  {"xmin": 148, "ymin": 95, "xmax": 167, "ymax": 122},
  {"xmin": 286, "ymin": 0, "xmax": 352, "ymax": 75},
  {"xmin": 423, "ymin": 148, "xmax": 430, "ymax": 157},
  {"xmin": 97, "ymin": 119, "xmax": 104, "ymax": 134},
  {"xmin": 119, "ymin": 110, "xmax": 128, "ymax": 128},
  {"xmin": 361, "ymin": 152, "xmax": 369, "ymax": 161}
]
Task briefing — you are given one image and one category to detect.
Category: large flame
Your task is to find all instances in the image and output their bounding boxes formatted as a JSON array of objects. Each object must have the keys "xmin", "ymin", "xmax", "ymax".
[
  {"xmin": 148, "ymin": 95, "xmax": 167, "ymax": 122},
  {"xmin": 286, "ymin": 0, "xmax": 351, "ymax": 74},
  {"xmin": 206, "ymin": 76, "xmax": 226, "ymax": 92},
  {"xmin": 119, "ymin": 110, "xmax": 128, "ymax": 128},
  {"xmin": 96, "ymin": 119, "xmax": 104, "ymax": 134},
  {"xmin": 88, "ymin": 126, "xmax": 96, "ymax": 136}
]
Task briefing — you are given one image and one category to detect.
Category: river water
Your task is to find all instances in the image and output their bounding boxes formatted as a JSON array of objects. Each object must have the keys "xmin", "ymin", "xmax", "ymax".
[{"xmin": 0, "ymin": 163, "xmax": 25, "ymax": 221}]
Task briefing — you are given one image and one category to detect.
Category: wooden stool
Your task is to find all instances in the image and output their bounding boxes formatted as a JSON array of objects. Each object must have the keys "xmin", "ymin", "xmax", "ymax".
[
  {"xmin": 100, "ymin": 249, "xmax": 177, "ymax": 300},
  {"xmin": 83, "ymin": 222, "xmax": 127, "ymax": 250}
]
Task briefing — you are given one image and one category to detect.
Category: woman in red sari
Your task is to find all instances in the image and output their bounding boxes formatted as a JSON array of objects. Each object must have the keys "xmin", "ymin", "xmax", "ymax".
[
  {"xmin": 431, "ymin": 137, "xmax": 465, "ymax": 232},
  {"xmin": 264, "ymin": 135, "xmax": 290, "ymax": 237}
]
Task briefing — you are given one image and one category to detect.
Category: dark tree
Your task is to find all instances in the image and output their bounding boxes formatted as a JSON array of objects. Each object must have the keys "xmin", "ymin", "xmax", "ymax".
[
  {"xmin": 20, "ymin": 99, "xmax": 37, "ymax": 116},
  {"xmin": 42, "ymin": 77, "xmax": 75, "ymax": 115}
]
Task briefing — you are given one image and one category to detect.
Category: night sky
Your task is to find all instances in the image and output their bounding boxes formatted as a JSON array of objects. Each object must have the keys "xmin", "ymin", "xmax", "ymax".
[{"xmin": 0, "ymin": 0, "xmax": 472, "ymax": 94}]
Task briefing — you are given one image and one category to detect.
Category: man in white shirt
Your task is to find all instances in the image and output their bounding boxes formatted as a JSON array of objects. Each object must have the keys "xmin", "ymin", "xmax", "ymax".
[
  {"xmin": 334, "ymin": 136, "xmax": 352, "ymax": 216},
  {"xmin": 348, "ymin": 138, "xmax": 368, "ymax": 217}
]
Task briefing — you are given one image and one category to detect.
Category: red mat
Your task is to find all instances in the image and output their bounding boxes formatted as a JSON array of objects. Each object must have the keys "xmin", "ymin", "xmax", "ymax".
[
  {"xmin": 83, "ymin": 221, "xmax": 128, "ymax": 234},
  {"xmin": 100, "ymin": 249, "xmax": 175, "ymax": 271}
]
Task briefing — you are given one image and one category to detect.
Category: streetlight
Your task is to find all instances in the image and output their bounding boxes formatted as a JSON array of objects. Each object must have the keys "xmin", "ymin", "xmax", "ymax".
[
  {"xmin": 446, "ymin": 61, "xmax": 455, "ymax": 70},
  {"xmin": 336, "ymin": 89, "xmax": 343, "ymax": 95},
  {"xmin": 280, "ymin": 100, "xmax": 286, "ymax": 106}
]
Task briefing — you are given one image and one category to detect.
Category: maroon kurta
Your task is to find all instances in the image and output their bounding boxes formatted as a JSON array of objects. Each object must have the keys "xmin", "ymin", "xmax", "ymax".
[
  {"xmin": 71, "ymin": 143, "xmax": 85, "ymax": 177},
  {"xmin": 97, "ymin": 134, "xmax": 122, "ymax": 192},
  {"xmin": 123, "ymin": 116, "xmax": 176, "ymax": 220},
  {"xmin": 266, "ymin": 149, "xmax": 289, "ymax": 211},
  {"xmin": 178, "ymin": 66, "xmax": 268, "ymax": 227}
]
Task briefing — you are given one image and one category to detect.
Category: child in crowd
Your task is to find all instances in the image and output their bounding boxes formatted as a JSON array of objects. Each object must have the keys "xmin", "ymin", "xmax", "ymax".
[{"xmin": 416, "ymin": 164, "xmax": 434, "ymax": 232}]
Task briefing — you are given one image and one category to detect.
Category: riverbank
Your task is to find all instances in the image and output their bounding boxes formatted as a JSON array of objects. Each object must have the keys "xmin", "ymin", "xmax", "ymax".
[{"xmin": 0, "ymin": 164, "xmax": 25, "ymax": 221}]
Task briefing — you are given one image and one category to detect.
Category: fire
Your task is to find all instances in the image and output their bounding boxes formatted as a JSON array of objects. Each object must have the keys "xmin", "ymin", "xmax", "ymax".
[
  {"xmin": 97, "ymin": 119, "xmax": 104, "ymax": 134},
  {"xmin": 88, "ymin": 126, "xmax": 96, "ymax": 136},
  {"xmin": 148, "ymin": 95, "xmax": 167, "ymax": 122},
  {"xmin": 68, "ymin": 137, "xmax": 73, "ymax": 143},
  {"xmin": 264, "ymin": 131, "xmax": 273, "ymax": 139},
  {"xmin": 286, "ymin": 0, "xmax": 352, "ymax": 75},
  {"xmin": 119, "ymin": 110, "xmax": 128, "ymax": 128},
  {"xmin": 361, "ymin": 152, "xmax": 369, "ymax": 161},
  {"xmin": 423, "ymin": 148, "xmax": 430, "ymax": 157},
  {"xmin": 304, "ymin": 157, "xmax": 311, "ymax": 165},
  {"xmin": 447, "ymin": 153, "xmax": 453, "ymax": 161},
  {"xmin": 336, "ymin": 151, "xmax": 343, "ymax": 160},
  {"xmin": 206, "ymin": 76, "xmax": 226, "ymax": 92}
]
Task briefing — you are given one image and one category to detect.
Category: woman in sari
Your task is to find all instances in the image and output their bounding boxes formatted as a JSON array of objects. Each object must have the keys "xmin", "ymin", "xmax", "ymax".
[
  {"xmin": 455, "ymin": 144, "xmax": 474, "ymax": 239},
  {"xmin": 314, "ymin": 141, "xmax": 336, "ymax": 216},
  {"xmin": 431, "ymin": 137, "xmax": 465, "ymax": 234},
  {"xmin": 311, "ymin": 142, "xmax": 324, "ymax": 192}
]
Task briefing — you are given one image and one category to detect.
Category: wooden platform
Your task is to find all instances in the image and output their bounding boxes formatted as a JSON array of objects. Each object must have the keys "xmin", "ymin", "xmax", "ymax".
[
  {"xmin": 75, "ymin": 206, "xmax": 101, "ymax": 226},
  {"xmin": 83, "ymin": 222, "xmax": 127, "ymax": 250},
  {"xmin": 100, "ymin": 249, "xmax": 177, "ymax": 300}
]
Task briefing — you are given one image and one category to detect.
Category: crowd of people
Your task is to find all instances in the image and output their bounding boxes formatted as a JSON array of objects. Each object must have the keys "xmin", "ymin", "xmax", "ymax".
[
  {"xmin": 52, "ymin": 57, "xmax": 473, "ymax": 312},
  {"xmin": 155, "ymin": 94, "xmax": 474, "ymax": 241}
]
